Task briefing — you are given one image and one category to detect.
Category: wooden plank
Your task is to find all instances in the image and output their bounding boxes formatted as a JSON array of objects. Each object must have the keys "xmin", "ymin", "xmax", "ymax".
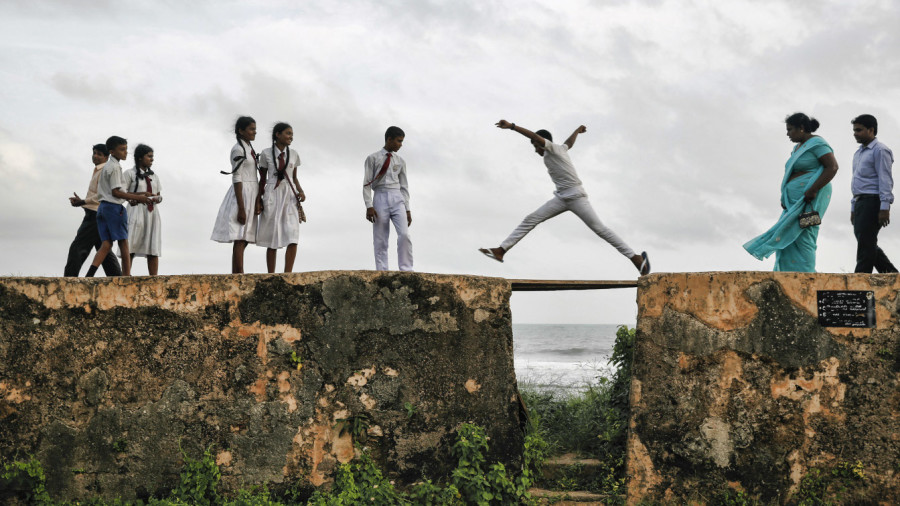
[{"xmin": 508, "ymin": 279, "xmax": 638, "ymax": 291}]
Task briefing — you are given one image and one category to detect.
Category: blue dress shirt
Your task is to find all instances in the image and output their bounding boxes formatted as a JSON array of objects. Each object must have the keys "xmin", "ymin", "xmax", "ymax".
[{"xmin": 851, "ymin": 138, "xmax": 894, "ymax": 211}]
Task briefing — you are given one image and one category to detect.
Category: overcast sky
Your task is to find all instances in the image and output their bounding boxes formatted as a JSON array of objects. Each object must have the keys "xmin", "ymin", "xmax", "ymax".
[{"xmin": 2, "ymin": 0, "xmax": 899, "ymax": 324}]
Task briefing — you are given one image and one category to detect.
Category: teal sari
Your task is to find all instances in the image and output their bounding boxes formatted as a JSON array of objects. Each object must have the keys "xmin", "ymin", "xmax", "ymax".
[{"xmin": 743, "ymin": 137, "xmax": 832, "ymax": 272}]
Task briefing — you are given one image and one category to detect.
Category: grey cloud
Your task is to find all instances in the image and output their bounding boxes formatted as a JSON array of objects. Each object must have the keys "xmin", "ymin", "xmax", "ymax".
[{"xmin": 50, "ymin": 73, "xmax": 120, "ymax": 103}]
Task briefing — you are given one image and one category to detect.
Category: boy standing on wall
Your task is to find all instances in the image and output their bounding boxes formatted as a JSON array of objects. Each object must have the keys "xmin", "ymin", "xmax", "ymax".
[
  {"xmin": 363, "ymin": 126, "xmax": 413, "ymax": 271},
  {"xmin": 85, "ymin": 136, "xmax": 152, "ymax": 277},
  {"xmin": 480, "ymin": 120, "xmax": 649, "ymax": 275},
  {"xmin": 64, "ymin": 143, "xmax": 122, "ymax": 276}
]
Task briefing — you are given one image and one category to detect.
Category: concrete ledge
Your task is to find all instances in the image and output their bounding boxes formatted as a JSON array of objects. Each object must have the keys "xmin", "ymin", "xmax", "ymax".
[{"xmin": 0, "ymin": 271, "xmax": 523, "ymax": 501}]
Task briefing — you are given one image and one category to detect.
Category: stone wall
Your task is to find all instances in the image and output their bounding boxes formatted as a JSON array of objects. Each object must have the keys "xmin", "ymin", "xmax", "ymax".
[
  {"xmin": 0, "ymin": 271, "xmax": 522, "ymax": 501},
  {"xmin": 628, "ymin": 272, "xmax": 900, "ymax": 504}
]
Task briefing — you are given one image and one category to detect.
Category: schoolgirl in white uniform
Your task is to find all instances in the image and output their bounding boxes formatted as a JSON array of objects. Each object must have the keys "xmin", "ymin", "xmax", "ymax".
[
  {"xmin": 256, "ymin": 122, "xmax": 305, "ymax": 273},
  {"xmin": 123, "ymin": 143, "xmax": 163, "ymax": 275},
  {"xmin": 211, "ymin": 116, "xmax": 261, "ymax": 273}
]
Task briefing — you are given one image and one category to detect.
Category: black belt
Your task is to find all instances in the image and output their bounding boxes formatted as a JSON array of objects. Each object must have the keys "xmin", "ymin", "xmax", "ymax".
[{"xmin": 854, "ymin": 194, "xmax": 879, "ymax": 199}]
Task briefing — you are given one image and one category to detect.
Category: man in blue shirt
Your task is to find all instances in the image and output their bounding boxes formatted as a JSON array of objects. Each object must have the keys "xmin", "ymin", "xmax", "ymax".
[{"xmin": 850, "ymin": 114, "xmax": 897, "ymax": 273}]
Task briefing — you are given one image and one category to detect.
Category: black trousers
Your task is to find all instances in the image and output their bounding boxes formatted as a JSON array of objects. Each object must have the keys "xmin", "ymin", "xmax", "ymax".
[
  {"xmin": 64, "ymin": 208, "xmax": 122, "ymax": 277},
  {"xmin": 853, "ymin": 195, "xmax": 897, "ymax": 273}
]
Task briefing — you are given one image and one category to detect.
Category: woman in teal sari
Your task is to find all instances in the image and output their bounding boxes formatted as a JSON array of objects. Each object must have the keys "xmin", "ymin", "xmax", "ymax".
[{"xmin": 744, "ymin": 113, "xmax": 839, "ymax": 272}]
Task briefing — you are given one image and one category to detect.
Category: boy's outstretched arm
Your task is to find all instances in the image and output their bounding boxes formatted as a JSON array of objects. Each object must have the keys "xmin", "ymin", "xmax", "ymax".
[
  {"xmin": 564, "ymin": 125, "xmax": 587, "ymax": 149},
  {"xmin": 496, "ymin": 119, "xmax": 546, "ymax": 146}
]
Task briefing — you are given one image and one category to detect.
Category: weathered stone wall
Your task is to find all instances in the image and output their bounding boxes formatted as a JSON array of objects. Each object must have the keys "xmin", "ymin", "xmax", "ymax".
[
  {"xmin": 628, "ymin": 272, "xmax": 900, "ymax": 504},
  {"xmin": 0, "ymin": 271, "xmax": 522, "ymax": 501}
]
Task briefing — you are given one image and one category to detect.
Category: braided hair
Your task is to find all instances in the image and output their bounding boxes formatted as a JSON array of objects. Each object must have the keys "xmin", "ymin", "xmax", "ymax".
[
  {"xmin": 132, "ymin": 144, "xmax": 154, "ymax": 192},
  {"xmin": 271, "ymin": 122, "xmax": 292, "ymax": 184},
  {"xmin": 224, "ymin": 116, "xmax": 257, "ymax": 175}
]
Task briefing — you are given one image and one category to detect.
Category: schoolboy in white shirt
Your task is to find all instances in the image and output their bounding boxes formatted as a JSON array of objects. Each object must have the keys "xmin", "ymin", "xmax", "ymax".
[
  {"xmin": 85, "ymin": 136, "xmax": 152, "ymax": 277},
  {"xmin": 479, "ymin": 120, "xmax": 650, "ymax": 276},
  {"xmin": 363, "ymin": 126, "xmax": 413, "ymax": 271}
]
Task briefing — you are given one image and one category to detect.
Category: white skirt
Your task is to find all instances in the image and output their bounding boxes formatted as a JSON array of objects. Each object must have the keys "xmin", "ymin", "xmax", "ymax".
[
  {"xmin": 210, "ymin": 183, "xmax": 259, "ymax": 243},
  {"xmin": 256, "ymin": 181, "xmax": 299, "ymax": 249},
  {"xmin": 127, "ymin": 203, "xmax": 162, "ymax": 257}
]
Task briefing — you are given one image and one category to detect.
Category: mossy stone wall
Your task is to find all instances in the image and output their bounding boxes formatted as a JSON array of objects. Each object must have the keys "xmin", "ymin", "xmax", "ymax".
[
  {"xmin": 628, "ymin": 272, "xmax": 900, "ymax": 504},
  {"xmin": 0, "ymin": 271, "xmax": 522, "ymax": 501}
]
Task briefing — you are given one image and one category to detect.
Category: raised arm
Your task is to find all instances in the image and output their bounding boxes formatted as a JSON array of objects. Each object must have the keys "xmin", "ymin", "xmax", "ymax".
[
  {"xmin": 564, "ymin": 125, "xmax": 587, "ymax": 149},
  {"xmin": 496, "ymin": 120, "xmax": 546, "ymax": 146}
]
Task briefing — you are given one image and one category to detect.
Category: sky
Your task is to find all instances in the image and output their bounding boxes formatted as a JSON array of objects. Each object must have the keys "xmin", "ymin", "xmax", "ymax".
[{"xmin": 1, "ymin": 0, "xmax": 899, "ymax": 324}]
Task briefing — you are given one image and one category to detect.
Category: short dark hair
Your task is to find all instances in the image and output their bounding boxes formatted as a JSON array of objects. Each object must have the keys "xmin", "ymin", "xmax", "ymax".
[
  {"xmin": 385, "ymin": 126, "xmax": 405, "ymax": 141},
  {"xmin": 852, "ymin": 114, "xmax": 878, "ymax": 136},
  {"xmin": 106, "ymin": 136, "xmax": 127, "ymax": 150},
  {"xmin": 92, "ymin": 144, "xmax": 109, "ymax": 157},
  {"xmin": 535, "ymin": 129, "xmax": 553, "ymax": 142},
  {"xmin": 785, "ymin": 113, "xmax": 819, "ymax": 133}
]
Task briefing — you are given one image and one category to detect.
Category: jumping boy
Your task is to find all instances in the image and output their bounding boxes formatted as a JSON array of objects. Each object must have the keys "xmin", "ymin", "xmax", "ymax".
[
  {"xmin": 479, "ymin": 120, "xmax": 650, "ymax": 275},
  {"xmin": 363, "ymin": 126, "xmax": 412, "ymax": 271},
  {"xmin": 85, "ymin": 136, "xmax": 152, "ymax": 277},
  {"xmin": 64, "ymin": 143, "xmax": 122, "ymax": 276}
]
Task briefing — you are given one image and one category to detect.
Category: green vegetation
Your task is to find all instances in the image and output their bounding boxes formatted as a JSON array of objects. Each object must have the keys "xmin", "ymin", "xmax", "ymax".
[
  {"xmin": 171, "ymin": 445, "xmax": 222, "ymax": 506},
  {"xmin": 518, "ymin": 324, "xmax": 635, "ymax": 500},
  {"xmin": 1, "ymin": 455, "xmax": 52, "ymax": 505},
  {"xmin": 0, "ymin": 422, "xmax": 546, "ymax": 505},
  {"xmin": 714, "ymin": 489, "xmax": 760, "ymax": 506},
  {"xmin": 793, "ymin": 461, "xmax": 867, "ymax": 506},
  {"xmin": 113, "ymin": 439, "xmax": 128, "ymax": 454},
  {"xmin": 290, "ymin": 351, "xmax": 303, "ymax": 371},
  {"xmin": 336, "ymin": 414, "xmax": 370, "ymax": 442}
]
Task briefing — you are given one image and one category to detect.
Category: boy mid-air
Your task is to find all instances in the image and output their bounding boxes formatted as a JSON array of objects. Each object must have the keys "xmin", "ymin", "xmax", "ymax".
[{"xmin": 479, "ymin": 120, "xmax": 649, "ymax": 276}]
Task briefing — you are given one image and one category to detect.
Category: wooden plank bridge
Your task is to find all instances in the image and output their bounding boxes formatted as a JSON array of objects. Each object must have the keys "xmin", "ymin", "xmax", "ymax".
[{"xmin": 509, "ymin": 279, "xmax": 638, "ymax": 291}]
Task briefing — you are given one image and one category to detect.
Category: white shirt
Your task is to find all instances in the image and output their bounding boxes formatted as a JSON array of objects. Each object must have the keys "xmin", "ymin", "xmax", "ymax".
[
  {"xmin": 363, "ymin": 148, "xmax": 409, "ymax": 210},
  {"xmin": 97, "ymin": 156, "xmax": 126, "ymax": 205},
  {"xmin": 543, "ymin": 141, "xmax": 584, "ymax": 195},
  {"xmin": 259, "ymin": 145, "xmax": 300, "ymax": 186},
  {"xmin": 230, "ymin": 140, "xmax": 259, "ymax": 184},
  {"xmin": 82, "ymin": 163, "xmax": 105, "ymax": 212}
]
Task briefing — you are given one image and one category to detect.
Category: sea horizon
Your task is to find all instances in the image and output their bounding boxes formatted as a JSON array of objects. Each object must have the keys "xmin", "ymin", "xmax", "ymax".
[{"xmin": 513, "ymin": 323, "xmax": 632, "ymax": 396}]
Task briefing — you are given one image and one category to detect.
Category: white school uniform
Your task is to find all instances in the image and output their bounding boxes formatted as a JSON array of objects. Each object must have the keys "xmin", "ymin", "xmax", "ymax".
[
  {"xmin": 122, "ymin": 167, "xmax": 162, "ymax": 257},
  {"xmin": 500, "ymin": 140, "xmax": 635, "ymax": 258},
  {"xmin": 256, "ymin": 145, "xmax": 301, "ymax": 249},
  {"xmin": 362, "ymin": 148, "xmax": 412, "ymax": 271},
  {"xmin": 211, "ymin": 140, "xmax": 260, "ymax": 243},
  {"xmin": 97, "ymin": 157, "xmax": 126, "ymax": 205}
]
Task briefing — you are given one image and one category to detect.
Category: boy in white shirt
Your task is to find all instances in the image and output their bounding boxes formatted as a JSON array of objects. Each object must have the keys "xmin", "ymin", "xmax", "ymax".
[
  {"xmin": 363, "ymin": 126, "xmax": 412, "ymax": 271},
  {"xmin": 479, "ymin": 120, "xmax": 649, "ymax": 275},
  {"xmin": 85, "ymin": 136, "xmax": 153, "ymax": 277}
]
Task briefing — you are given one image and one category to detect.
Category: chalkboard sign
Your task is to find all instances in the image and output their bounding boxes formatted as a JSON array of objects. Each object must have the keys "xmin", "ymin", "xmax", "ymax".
[{"xmin": 817, "ymin": 290, "xmax": 875, "ymax": 328}]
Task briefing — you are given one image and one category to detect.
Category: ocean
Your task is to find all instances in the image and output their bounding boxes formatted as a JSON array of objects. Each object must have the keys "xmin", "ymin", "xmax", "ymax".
[{"xmin": 513, "ymin": 323, "xmax": 628, "ymax": 396}]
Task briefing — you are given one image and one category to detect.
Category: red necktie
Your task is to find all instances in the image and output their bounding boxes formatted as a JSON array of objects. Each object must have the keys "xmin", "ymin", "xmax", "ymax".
[
  {"xmin": 274, "ymin": 151, "xmax": 287, "ymax": 188},
  {"xmin": 365, "ymin": 153, "xmax": 392, "ymax": 187},
  {"xmin": 145, "ymin": 174, "xmax": 154, "ymax": 212}
]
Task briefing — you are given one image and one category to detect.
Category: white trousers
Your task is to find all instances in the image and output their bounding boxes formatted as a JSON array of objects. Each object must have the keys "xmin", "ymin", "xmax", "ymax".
[
  {"xmin": 373, "ymin": 189, "xmax": 413, "ymax": 271},
  {"xmin": 500, "ymin": 194, "xmax": 635, "ymax": 258}
]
